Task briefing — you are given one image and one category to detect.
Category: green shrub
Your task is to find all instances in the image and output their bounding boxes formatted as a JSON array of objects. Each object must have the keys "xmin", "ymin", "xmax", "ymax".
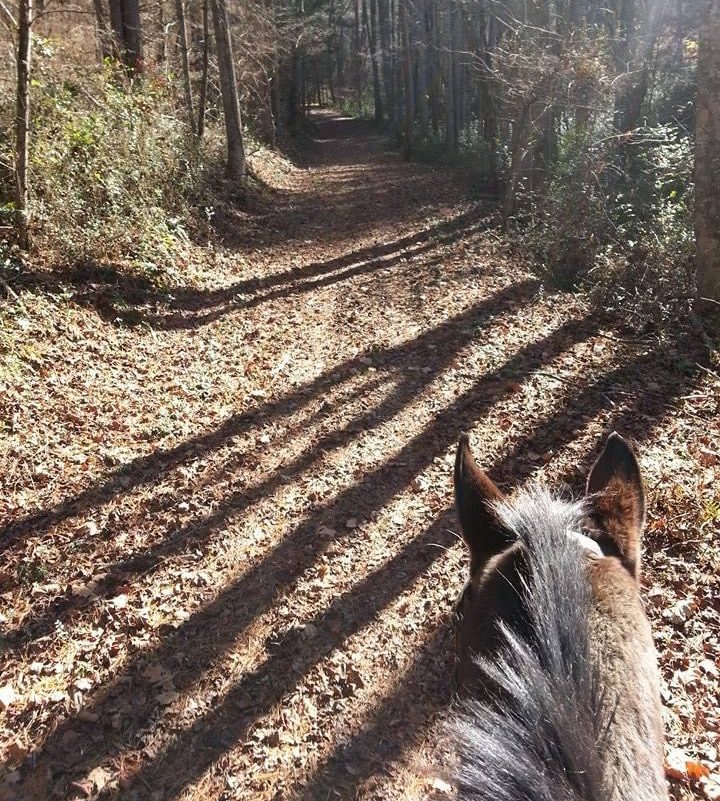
[
  {"xmin": 333, "ymin": 90, "xmax": 375, "ymax": 120},
  {"xmin": 0, "ymin": 45, "xmax": 221, "ymax": 283},
  {"xmin": 513, "ymin": 121, "xmax": 694, "ymax": 326}
]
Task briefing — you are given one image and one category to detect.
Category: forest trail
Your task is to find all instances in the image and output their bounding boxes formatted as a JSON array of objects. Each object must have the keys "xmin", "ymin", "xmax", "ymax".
[{"xmin": 1, "ymin": 113, "xmax": 718, "ymax": 801}]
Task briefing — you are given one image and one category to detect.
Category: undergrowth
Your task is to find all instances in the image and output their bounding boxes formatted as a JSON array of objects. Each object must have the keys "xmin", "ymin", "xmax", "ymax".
[
  {"xmin": 0, "ymin": 41, "xmax": 227, "ymax": 286},
  {"xmin": 510, "ymin": 122, "xmax": 695, "ymax": 331}
]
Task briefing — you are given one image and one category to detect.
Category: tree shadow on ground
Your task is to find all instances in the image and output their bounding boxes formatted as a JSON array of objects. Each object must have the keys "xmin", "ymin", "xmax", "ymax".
[
  {"xmin": 5, "ymin": 310, "xmax": 704, "ymax": 798},
  {"xmin": 2, "ymin": 279, "xmax": 537, "ymax": 647},
  {"xmin": 10, "ymin": 299, "xmax": 706, "ymax": 800},
  {"xmin": 0, "ymin": 204, "xmax": 492, "ymax": 331},
  {"xmin": 2, "ymin": 107, "xmax": 707, "ymax": 801},
  {"xmin": 110, "ymin": 332, "xmax": 704, "ymax": 800},
  {"xmin": 295, "ymin": 335, "xmax": 704, "ymax": 801}
]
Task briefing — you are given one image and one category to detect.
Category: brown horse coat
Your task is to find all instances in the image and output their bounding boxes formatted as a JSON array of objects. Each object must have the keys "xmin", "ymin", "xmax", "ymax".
[{"xmin": 450, "ymin": 433, "xmax": 668, "ymax": 801}]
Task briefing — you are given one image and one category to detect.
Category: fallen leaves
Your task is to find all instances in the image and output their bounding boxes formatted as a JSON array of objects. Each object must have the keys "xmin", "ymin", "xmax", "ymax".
[
  {"xmin": 156, "ymin": 691, "xmax": 180, "ymax": 706},
  {"xmin": 70, "ymin": 765, "xmax": 114, "ymax": 798},
  {"xmin": 666, "ymin": 748, "xmax": 712, "ymax": 782},
  {"xmin": 142, "ymin": 663, "xmax": 174, "ymax": 685},
  {"xmin": 110, "ymin": 593, "xmax": 128, "ymax": 609},
  {"xmin": 0, "ymin": 114, "xmax": 717, "ymax": 801}
]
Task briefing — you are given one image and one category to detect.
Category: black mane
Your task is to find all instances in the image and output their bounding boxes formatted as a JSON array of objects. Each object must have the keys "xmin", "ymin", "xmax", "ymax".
[{"xmin": 449, "ymin": 489, "xmax": 613, "ymax": 801}]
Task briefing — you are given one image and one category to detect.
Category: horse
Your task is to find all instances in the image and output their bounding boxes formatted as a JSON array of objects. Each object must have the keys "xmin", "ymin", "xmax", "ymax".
[{"xmin": 448, "ymin": 432, "xmax": 668, "ymax": 801}]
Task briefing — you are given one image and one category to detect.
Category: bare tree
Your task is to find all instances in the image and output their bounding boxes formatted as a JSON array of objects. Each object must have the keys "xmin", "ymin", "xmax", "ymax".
[
  {"xmin": 197, "ymin": 0, "xmax": 210, "ymax": 140},
  {"xmin": 175, "ymin": 0, "xmax": 196, "ymax": 134},
  {"xmin": 211, "ymin": 0, "xmax": 247, "ymax": 179},
  {"xmin": 108, "ymin": 0, "xmax": 144, "ymax": 70},
  {"xmin": 399, "ymin": 0, "xmax": 414, "ymax": 157},
  {"xmin": 362, "ymin": 0, "xmax": 383, "ymax": 121},
  {"xmin": 15, "ymin": 0, "xmax": 32, "ymax": 250},
  {"xmin": 444, "ymin": 0, "xmax": 457, "ymax": 150},
  {"xmin": 92, "ymin": 0, "xmax": 114, "ymax": 60},
  {"xmin": 696, "ymin": 0, "xmax": 720, "ymax": 322}
]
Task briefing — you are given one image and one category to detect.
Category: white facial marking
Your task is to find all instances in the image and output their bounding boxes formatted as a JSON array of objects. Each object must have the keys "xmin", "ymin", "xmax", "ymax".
[{"xmin": 567, "ymin": 529, "xmax": 603, "ymax": 558}]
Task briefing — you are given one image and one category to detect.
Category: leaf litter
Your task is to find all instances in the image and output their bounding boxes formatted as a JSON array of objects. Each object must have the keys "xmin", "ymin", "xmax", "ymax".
[{"xmin": 0, "ymin": 112, "xmax": 718, "ymax": 801}]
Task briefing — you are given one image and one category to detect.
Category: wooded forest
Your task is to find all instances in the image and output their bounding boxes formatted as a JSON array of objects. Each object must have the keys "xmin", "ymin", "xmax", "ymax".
[
  {"xmin": 1, "ymin": 1, "xmax": 719, "ymax": 800},
  {"xmin": 1, "ymin": 0, "xmax": 719, "ymax": 318}
]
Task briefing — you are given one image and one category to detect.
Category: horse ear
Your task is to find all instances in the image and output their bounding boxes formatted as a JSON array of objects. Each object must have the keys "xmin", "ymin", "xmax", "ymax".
[
  {"xmin": 586, "ymin": 432, "xmax": 645, "ymax": 579},
  {"xmin": 454, "ymin": 433, "xmax": 510, "ymax": 574}
]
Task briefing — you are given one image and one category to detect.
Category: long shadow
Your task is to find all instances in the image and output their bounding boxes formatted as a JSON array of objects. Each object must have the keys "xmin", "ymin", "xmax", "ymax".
[
  {"xmin": 96, "ymin": 331, "xmax": 703, "ymax": 801},
  {"xmin": 12, "ymin": 309, "xmax": 602, "ymax": 796},
  {"xmin": 5, "ymin": 109, "xmax": 704, "ymax": 798},
  {"xmin": 0, "ymin": 205, "xmax": 491, "ymax": 331},
  {"xmin": 295, "ymin": 335, "xmax": 706, "ymax": 800},
  {"xmin": 104, "ymin": 212, "xmax": 492, "ymax": 329},
  {"xmin": 11, "ymin": 304, "xmax": 703, "ymax": 797},
  {"xmin": 110, "ymin": 511, "xmax": 459, "ymax": 800},
  {"xmin": 174, "ymin": 204, "xmax": 490, "ymax": 310},
  {"xmin": 0, "ymin": 278, "xmax": 531, "ymax": 553},
  {"xmin": 2, "ymin": 280, "xmax": 537, "ymax": 649},
  {"xmin": 295, "ymin": 622, "xmax": 454, "ymax": 801}
]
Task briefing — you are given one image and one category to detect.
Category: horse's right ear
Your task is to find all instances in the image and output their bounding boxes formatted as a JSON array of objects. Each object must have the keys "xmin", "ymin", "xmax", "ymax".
[
  {"xmin": 454, "ymin": 433, "xmax": 510, "ymax": 573},
  {"xmin": 586, "ymin": 432, "xmax": 645, "ymax": 579}
]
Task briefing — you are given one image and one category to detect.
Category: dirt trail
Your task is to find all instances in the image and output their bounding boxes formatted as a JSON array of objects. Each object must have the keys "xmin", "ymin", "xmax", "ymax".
[{"xmin": 0, "ymin": 112, "xmax": 718, "ymax": 801}]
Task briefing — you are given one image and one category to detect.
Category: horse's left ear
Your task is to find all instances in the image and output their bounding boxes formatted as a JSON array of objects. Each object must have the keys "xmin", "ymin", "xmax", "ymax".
[
  {"xmin": 586, "ymin": 432, "xmax": 646, "ymax": 579},
  {"xmin": 454, "ymin": 433, "xmax": 511, "ymax": 575}
]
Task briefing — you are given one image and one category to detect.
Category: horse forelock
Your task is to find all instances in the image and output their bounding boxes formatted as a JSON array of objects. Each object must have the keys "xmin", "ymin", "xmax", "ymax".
[{"xmin": 449, "ymin": 487, "xmax": 621, "ymax": 801}]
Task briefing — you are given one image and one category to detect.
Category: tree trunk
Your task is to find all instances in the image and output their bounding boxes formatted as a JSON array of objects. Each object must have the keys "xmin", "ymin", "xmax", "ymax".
[
  {"xmin": 353, "ymin": 0, "xmax": 362, "ymax": 112},
  {"xmin": 502, "ymin": 104, "xmax": 532, "ymax": 228},
  {"xmin": 399, "ymin": 0, "xmax": 414, "ymax": 156},
  {"xmin": 298, "ymin": 50, "xmax": 307, "ymax": 121},
  {"xmin": 336, "ymin": 23, "xmax": 344, "ymax": 88},
  {"xmin": 696, "ymin": 0, "xmax": 720, "ymax": 321},
  {"xmin": 568, "ymin": 0, "xmax": 587, "ymax": 27},
  {"xmin": 429, "ymin": 0, "xmax": 441, "ymax": 134},
  {"xmin": 15, "ymin": 0, "xmax": 33, "ymax": 250},
  {"xmin": 261, "ymin": 75, "xmax": 277, "ymax": 145},
  {"xmin": 175, "ymin": 0, "xmax": 196, "ymax": 133},
  {"xmin": 92, "ymin": 0, "xmax": 114, "ymax": 60},
  {"xmin": 197, "ymin": 0, "xmax": 210, "ymax": 139},
  {"xmin": 363, "ymin": 0, "xmax": 383, "ymax": 121},
  {"xmin": 371, "ymin": 0, "xmax": 384, "ymax": 121},
  {"xmin": 107, "ymin": 0, "xmax": 144, "ymax": 70},
  {"xmin": 415, "ymin": 0, "xmax": 429, "ymax": 137},
  {"xmin": 108, "ymin": 0, "xmax": 124, "ymax": 59},
  {"xmin": 613, "ymin": 0, "xmax": 663, "ymax": 133},
  {"xmin": 327, "ymin": 1, "xmax": 337, "ymax": 105},
  {"xmin": 211, "ymin": 0, "xmax": 246, "ymax": 179},
  {"xmin": 327, "ymin": 44, "xmax": 337, "ymax": 104},
  {"xmin": 121, "ymin": 0, "xmax": 144, "ymax": 70},
  {"xmin": 156, "ymin": 0, "xmax": 166, "ymax": 63},
  {"xmin": 445, "ymin": 0, "xmax": 457, "ymax": 150},
  {"xmin": 378, "ymin": 0, "xmax": 394, "ymax": 123},
  {"xmin": 477, "ymin": 2, "xmax": 498, "ymax": 183},
  {"xmin": 286, "ymin": 49, "xmax": 300, "ymax": 131}
]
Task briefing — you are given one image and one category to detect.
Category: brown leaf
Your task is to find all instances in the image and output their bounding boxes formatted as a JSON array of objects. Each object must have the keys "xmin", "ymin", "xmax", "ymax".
[
  {"xmin": 156, "ymin": 690, "xmax": 179, "ymax": 706},
  {"xmin": 666, "ymin": 748, "xmax": 711, "ymax": 782},
  {"xmin": 4, "ymin": 741, "xmax": 28, "ymax": 766},
  {"xmin": 698, "ymin": 449, "xmax": 720, "ymax": 467},
  {"xmin": 87, "ymin": 766, "xmax": 113, "ymax": 791},
  {"xmin": 142, "ymin": 663, "xmax": 173, "ymax": 684}
]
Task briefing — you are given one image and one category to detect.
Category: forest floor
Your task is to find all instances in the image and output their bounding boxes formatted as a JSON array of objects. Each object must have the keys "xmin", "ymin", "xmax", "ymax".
[{"xmin": 0, "ymin": 111, "xmax": 719, "ymax": 801}]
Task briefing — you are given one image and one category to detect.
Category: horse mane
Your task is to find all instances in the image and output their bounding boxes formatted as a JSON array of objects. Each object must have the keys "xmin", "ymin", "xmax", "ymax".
[{"xmin": 449, "ymin": 487, "xmax": 616, "ymax": 801}]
